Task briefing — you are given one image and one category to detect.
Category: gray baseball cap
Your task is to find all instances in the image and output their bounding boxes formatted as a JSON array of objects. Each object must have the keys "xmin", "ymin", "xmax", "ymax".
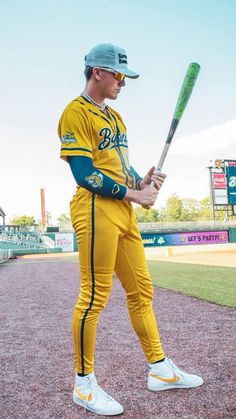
[{"xmin": 85, "ymin": 43, "xmax": 139, "ymax": 79}]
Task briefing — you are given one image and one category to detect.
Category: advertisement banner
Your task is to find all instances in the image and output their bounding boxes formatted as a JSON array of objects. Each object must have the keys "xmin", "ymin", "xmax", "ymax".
[
  {"xmin": 212, "ymin": 173, "xmax": 226, "ymax": 188},
  {"xmin": 55, "ymin": 233, "xmax": 74, "ymax": 252},
  {"xmin": 141, "ymin": 231, "xmax": 229, "ymax": 247},
  {"xmin": 213, "ymin": 188, "xmax": 228, "ymax": 205},
  {"xmin": 225, "ymin": 160, "xmax": 236, "ymax": 167},
  {"xmin": 226, "ymin": 166, "xmax": 236, "ymax": 204}
]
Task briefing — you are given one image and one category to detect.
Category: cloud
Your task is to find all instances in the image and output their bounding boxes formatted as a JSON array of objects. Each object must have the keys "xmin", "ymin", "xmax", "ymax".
[{"xmin": 170, "ymin": 118, "xmax": 236, "ymax": 155}]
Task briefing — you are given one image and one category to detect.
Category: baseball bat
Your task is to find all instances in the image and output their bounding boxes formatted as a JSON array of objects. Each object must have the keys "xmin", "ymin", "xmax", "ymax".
[
  {"xmin": 143, "ymin": 62, "xmax": 200, "ymax": 209},
  {"xmin": 155, "ymin": 62, "xmax": 201, "ymax": 173}
]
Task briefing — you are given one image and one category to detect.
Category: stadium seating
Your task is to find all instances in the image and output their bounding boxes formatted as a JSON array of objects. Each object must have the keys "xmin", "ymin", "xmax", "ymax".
[
  {"xmin": 0, "ymin": 230, "xmax": 63, "ymax": 256},
  {"xmin": 0, "ymin": 231, "xmax": 45, "ymax": 249}
]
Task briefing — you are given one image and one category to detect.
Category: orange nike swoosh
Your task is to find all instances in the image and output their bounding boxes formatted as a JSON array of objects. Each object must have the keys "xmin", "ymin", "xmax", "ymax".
[
  {"xmin": 74, "ymin": 386, "xmax": 92, "ymax": 401},
  {"xmin": 150, "ymin": 373, "xmax": 180, "ymax": 383}
]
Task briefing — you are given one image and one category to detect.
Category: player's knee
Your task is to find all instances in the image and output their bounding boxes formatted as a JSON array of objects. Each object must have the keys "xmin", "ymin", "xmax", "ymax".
[
  {"xmin": 126, "ymin": 287, "xmax": 153, "ymax": 311},
  {"xmin": 127, "ymin": 282, "xmax": 153, "ymax": 301},
  {"xmin": 127, "ymin": 299, "xmax": 153, "ymax": 315},
  {"xmin": 75, "ymin": 281, "xmax": 112, "ymax": 313}
]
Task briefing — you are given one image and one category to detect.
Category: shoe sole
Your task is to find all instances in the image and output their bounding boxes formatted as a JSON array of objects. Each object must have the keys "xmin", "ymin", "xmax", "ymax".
[
  {"xmin": 148, "ymin": 380, "xmax": 204, "ymax": 392},
  {"xmin": 73, "ymin": 394, "xmax": 124, "ymax": 416}
]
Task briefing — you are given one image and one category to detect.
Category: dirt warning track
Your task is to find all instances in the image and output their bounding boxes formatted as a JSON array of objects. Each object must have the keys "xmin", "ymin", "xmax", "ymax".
[
  {"xmin": 1, "ymin": 256, "xmax": 235, "ymax": 418},
  {"xmin": 145, "ymin": 243, "xmax": 236, "ymax": 268}
]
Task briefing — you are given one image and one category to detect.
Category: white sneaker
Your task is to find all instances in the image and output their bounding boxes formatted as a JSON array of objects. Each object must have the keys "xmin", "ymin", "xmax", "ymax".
[
  {"xmin": 148, "ymin": 358, "xmax": 203, "ymax": 391},
  {"xmin": 73, "ymin": 372, "xmax": 124, "ymax": 416}
]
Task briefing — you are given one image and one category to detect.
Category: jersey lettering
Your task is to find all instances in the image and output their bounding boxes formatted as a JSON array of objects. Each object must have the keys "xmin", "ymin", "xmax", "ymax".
[{"xmin": 97, "ymin": 127, "xmax": 128, "ymax": 151}]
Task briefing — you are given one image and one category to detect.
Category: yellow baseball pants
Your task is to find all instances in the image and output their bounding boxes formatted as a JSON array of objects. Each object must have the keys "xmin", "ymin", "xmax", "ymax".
[{"xmin": 70, "ymin": 187, "xmax": 164, "ymax": 374}]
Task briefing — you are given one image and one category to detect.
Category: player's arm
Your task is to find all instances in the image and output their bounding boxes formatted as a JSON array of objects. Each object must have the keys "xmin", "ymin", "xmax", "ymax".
[
  {"xmin": 69, "ymin": 157, "xmax": 160, "ymax": 207},
  {"xmin": 68, "ymin": 156, "xmax": 126, "ymax": 200}
]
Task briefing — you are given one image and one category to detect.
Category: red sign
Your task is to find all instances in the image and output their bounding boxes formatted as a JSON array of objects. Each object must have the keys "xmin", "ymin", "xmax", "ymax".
[
  {"xmin": 212, "ymin": 173, "xmax": 226, "ymax": 188},
  {"xmin": 226, "ymin": 161, "xmax": 236, "ymax": 167}
]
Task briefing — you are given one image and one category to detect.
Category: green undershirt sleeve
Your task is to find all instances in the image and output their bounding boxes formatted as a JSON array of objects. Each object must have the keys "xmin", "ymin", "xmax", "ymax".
[
  {"xmin": 130, "ymin": 166, "xmax": 143, "ymax": 190},
  {"xmin": 68, "ymin": 155, "xmax": 127, "ymax": 200}
]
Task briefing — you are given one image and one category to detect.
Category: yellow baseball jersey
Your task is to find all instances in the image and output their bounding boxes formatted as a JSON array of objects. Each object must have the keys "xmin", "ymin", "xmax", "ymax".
[{"xmin": 58, "ymin": 95, "xmax": 136, "ymax": 189}]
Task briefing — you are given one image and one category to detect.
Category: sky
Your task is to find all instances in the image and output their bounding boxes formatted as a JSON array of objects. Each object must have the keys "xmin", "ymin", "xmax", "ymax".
[{"xmin": 1, "ymin": 0, "xmax": 236, "ymax": 223}]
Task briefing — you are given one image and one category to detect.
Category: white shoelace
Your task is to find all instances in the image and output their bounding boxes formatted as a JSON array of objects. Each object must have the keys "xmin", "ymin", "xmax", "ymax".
[
  {"xmin": 91, "ymin": 378, "xmax": 114, "ymax": 403},
  {"xmin": 166, "ymin": 358, "xmax": 189, "ymax": 378}
]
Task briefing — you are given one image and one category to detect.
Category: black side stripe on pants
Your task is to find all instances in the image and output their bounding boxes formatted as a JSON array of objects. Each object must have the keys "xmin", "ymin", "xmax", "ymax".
[{"xmin": 80, "ymin": 193, "xmax": 95, "ymax": 374}]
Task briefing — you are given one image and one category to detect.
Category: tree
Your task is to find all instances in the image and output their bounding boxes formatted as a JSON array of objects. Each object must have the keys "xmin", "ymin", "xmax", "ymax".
[
  {"xmin": 198, "ymin": 196, "xmax": 212, "ymax": 221},
  {"xmin": 9, "ymin": 215, "xmax": 36, "ymax": 226},
  {"xmin": 181, "ymin": 198, "xmax": 200, "ymax": 221},
  {"xmin": 159, "ymin": 194, "xmax": 226, "ymax": 222},
  {"xmin": 134, "ymin": 206, "xmax": 159, "ymax": 222},
  {"xmin": 57, "ymin": 213, "xmax": 71, "ymax": 230},
  {"xmin": 198, "ymin": 196, "xmax": 225, "ymax": 221},
  {"xmin": 159, "ymin": 194, "xmax": 183, "ymax": 221}
]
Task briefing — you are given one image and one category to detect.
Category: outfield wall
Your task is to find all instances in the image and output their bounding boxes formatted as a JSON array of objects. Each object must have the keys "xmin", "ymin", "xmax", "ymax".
[
  {"xmin": 44, "ymin": 227, "xmax": 236, "ymax": 251},
  {"xmin": 1, "ymin": 228, "xmax": 235, "ymax": 257},
  {"xmin": 229, "ymin": 227, "xmax": 236, "ymax": 242},
  {"xmin": 141, "ymin": 230, "xmax": 228, "ymax": 247}
]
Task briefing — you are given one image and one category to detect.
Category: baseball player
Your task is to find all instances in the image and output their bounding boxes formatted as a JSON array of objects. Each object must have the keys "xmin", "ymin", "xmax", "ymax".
[{"xmin": 58, "ymin": 43, "xmax": 203, "ymax": 416}]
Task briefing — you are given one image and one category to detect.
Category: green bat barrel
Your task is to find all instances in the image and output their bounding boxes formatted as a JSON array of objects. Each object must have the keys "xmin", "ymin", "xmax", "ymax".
[
  {"xmin": 166, "ymin": 62, "xmax": 200, "ymax": 144},
  {"xmin": 173, "ymin": 62, "xmax": 201, "ymax": 120}
]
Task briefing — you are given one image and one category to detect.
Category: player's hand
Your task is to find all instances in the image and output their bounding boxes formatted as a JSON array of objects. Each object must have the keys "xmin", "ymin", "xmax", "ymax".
[
  {"xmin": 140, "ymin": 166, "xmax": 166, "ymax": 191},
  {"xmin": 136, "ymin": 185, "xmax": 158, "ymax": 207},
  {"xmin": 124, "ymin": 185, "xmax": 158, "ymax": 207}
]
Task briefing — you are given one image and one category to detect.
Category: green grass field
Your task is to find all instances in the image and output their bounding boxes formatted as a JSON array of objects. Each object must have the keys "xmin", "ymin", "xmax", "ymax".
[
  {"xmin": 59, "ymin": 255, "xmax": 236, "ymax": 308},
  {"xmin": 147, "ymin": 260, "xmax": 236, "ymax": 308}
]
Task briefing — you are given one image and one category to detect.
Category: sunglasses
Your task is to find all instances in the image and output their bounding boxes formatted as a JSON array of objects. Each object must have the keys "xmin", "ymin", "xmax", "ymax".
[{"xmin": 97, "ymin": 67, "xmax": 126, "ymax": 81}]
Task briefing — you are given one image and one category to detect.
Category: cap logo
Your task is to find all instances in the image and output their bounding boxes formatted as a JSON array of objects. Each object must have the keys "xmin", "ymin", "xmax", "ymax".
[{"xmin": 118, "ymin": 53, "xmax": 127, "ymax": 64}]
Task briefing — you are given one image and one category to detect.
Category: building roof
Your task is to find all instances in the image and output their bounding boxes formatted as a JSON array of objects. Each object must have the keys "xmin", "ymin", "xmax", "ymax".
[{"xmin": 0, "ymin": 207, "xmax": 6, "ymax": 217}]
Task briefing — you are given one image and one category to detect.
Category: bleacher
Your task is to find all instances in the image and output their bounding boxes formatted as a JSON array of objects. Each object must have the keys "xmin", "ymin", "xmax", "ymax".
[
  {"xmin": 0, "ymin": 231, "xmax": 46, "ymax": 250},
  {"xmin": 0, "ymin": 208, "xmax": 63, "ymax": 260},
  {"xmin": 0, "ymin": 228, "xmax": 62, "ymax": 257}
]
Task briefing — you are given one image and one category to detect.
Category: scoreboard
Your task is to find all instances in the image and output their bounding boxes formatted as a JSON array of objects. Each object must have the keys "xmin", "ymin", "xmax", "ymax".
[{"xmin": 208, "ymin": 159, "xmax": 236, "ymax": 216}]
